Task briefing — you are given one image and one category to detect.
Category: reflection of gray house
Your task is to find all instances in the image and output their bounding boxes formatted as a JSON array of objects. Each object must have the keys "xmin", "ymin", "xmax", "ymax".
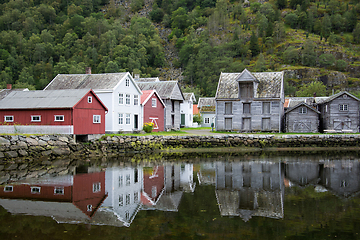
[
  {"xmin": 284, "ymin": 102, "xmax": 320, "ymax": 132},
  {"xmin": 198, "ymin": 97, "xmax": 216, "ymax": 127},
  {"xmin": 197, "ymin": 162, "xmax": 216, "ymax": 185},
  {"xmin": 215, "ymin": 161, "xmax": 284, "ymax": 221},
  {"xmin": 317, "ymin": 91, "xmax": 360, "ymax": 132},
  {"xmin": 136, "ymin": 81, "xmax": 185, "ymax": 131},
  {"xmin": 320, "ymin": 160, "xmax": 360, "ymax": 198},
  {"xmin": 101, "ymin": 166, "xmax": 143, "ymax": 227},
  {"xmin": 215, "ymin": 69, "xmax": 284, "ymax": 132},
  {"xmin": 285, "ymin": 162, "xmax": 320, "ymax": 186}
]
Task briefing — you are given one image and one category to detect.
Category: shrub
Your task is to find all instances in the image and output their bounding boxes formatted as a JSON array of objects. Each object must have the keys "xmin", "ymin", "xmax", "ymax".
[
  {"xmin": 193, "ymin": 114, "xmax": 202, "ymax": 124},
  {"xmin": 143, "ymin": 122, "xmax": 154, "ymax": 133}
]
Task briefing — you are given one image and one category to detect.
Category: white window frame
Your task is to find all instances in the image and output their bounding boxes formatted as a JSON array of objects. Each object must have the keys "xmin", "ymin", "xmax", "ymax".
[
  {"xmin": 119, "ymin": 194, "xmax": 124, "ymax": 206},
  {"xmin": 134, "ymin": 192, "xmax": 139, "ymax": 203},
  {"xmin": 31, "ymin": 186, "xmax": 41, "ymax": 194},
  {"xmin": 87, "ymin": 205, "xmax": 92, "ymax": 212},
  {"xmin": 54, "ymin": 115, "xmax": 64, "ymax": 122},
  {"xmin": 4, "ymin": 116, "xmax": 13, "ymax": 122},
  {"xmin": 93, "ymin": 182, "xmax": 101, "ymax": 193},
  {"xmin": 134, "ymin": 94, "xmax": 139, "ymax": 105},
  {"xmin": 119, "ymin": 93, "xmax": 124, "ymax": 105},
  {"xmin": 126, "ymin": 174, "xmax": 131, "ymax": 186},
  {"xmin": 54, "ymin": 187, "xmax": 64, "ymax": 195},
  {"xmin": 4, "ymin": 186, "xmax": 13, "ymax": 192},
  {"xmin": 118, "ymin": 113, "xmax": 124, "ymax": 125},
  {"xmin": 339, "ymin": 104, "xmax": 348, "ymax": 111},
  {"xmin": 93, "ymin": 115, "xmax": 101, "ymax": 123},
  {"xmin": 31, "ymin": 115, "xmax": 41, "ymax": 122},
  {"xmin": 126, "ymin": 194, "xmax": 131, "ymax": 205},
  {"xmin": 88, "ymin": 96, "xmax": 92, "ymax": 103},
  {"xmin": 299, "ymin": 107, "xmax": 307, "ymax": 114},
  {"xmin": 152, "ymin": 98, "xmax": 157, "ymax": 107},
  {"xmin": 119, "ymin": 175, "xmax": 123, "ymax": 187},
  {"xmin": 125, "ymin": 78, "xmax": 130, "ymax": 87},
  {"xmin": 204, "ymin": 118, "xmax": 210, "ymax": 124},
  {"xmin": 125, "ymin": 114, "xmax": 131, "ymax": 125},
  {"xmin": 125, "ymin": 94, "xmax": 131, "ymax": 105}
]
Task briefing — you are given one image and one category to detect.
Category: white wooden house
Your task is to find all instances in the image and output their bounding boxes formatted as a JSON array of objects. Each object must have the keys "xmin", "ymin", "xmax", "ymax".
[
  {"xmin": 44, "ymin": 72, "xmax": 142, "ymax": 133},
  {"xmin": 180, "ymin": 93, "xmax": 196, "ymax": 127},
  {"xmin": 215, "ymin": 69, "xmax": 284, "ymax": 132},
  {"xmin": 198, "ymin": 97, "xmax": 216, "ymax": 128}
]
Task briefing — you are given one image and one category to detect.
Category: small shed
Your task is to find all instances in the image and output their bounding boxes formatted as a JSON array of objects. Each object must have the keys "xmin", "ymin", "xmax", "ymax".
[
  {"xmin": 141, "ymin": 90, "xmax": 165, "ymax": 132},
  {"xmin": 198, "ymin": 97, "xmax": 216, "ymax": 127},
  {"xmin": 0, "ymin": 89, "xmax": 107, "ymax": 136},
  {"xmin": 284, "ymin": 102, "xmax": 320, "ymax": 133}
]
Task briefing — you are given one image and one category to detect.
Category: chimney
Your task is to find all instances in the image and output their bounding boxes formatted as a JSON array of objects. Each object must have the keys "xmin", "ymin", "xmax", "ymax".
[
  {"xmin": 7, "ymin": 84, "xmax": 12, "ymax": 90},
  {"xmin": 134, "ymin": 74, "xmax": 140, "ymax": 80},
  {"xmin": 86, "ymin": 67, "xmax": 91, "ymax": 74}
]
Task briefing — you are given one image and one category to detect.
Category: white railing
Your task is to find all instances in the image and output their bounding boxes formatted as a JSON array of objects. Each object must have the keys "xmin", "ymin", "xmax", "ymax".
[{"xmin": 0, "ymin": 125, "xmax": 74, "ymax": 134}]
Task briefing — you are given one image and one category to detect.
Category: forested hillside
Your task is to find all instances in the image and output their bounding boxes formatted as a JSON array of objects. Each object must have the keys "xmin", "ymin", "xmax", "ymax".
[{"xmin": 1, "ymin": 0, "xmax": 360, "ymax": 98}]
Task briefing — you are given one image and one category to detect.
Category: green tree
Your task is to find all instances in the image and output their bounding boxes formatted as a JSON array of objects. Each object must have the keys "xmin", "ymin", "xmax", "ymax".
[
  {"xmin": 301, "ymin": 40, "xmax": 316, "ymax": 67},
  {"xmin": 318, "ymin": 53, "xmax": 335, "ymax": 68},
  {"xmin": 321, "ymin": 14, "xmax": 332, "ymax": 41},
  {"xmin": 255, "ymin": 53, "xmax": 267, "ymax": 72},
  {"xmin": 249, "ymin": 31, "xmax": 260, "ymax": 57},
  {"xmin": 283, "ymin": 46, "xmax": 299, "ymax": 64},
  {"xmin": 295, "ymin": 81, "xmax": 327, "ymax": 97},
  {"xmin": 335, "ymin": 59, "xmax": 348, "ymax": 71},
  {"xmin": 285, "ymin": 13, "xmax": 298, "ymax": 28}
]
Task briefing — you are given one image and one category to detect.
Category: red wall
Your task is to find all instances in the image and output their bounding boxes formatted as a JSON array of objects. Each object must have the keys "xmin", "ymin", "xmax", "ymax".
[
  {"xmin": 143, "ymin": 95, "xmax": 165, "ymax": 132},
  {"xmin": 143, "ymin": 166, "xmax": 164, "ymax": 202},
  {"xmin": 73, "ymin": 172, "xmax": 106, "ymax": 202},
  {"xmin": 0, "ymin": 184, "xmax": 72, "ymax": 201},
  {"xmin": 0, "ymin": 109, "xmax": 72, "ymax": 125}
]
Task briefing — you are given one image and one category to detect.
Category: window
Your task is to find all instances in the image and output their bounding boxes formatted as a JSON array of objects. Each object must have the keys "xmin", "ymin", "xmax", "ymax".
[
  {"xmin": 126, "ymin": 114, "xmax": 131, "ymax": 125},
  {"xmin": 134, "ymin": 192, "xmax": 139, "ymax": 203},
  {"xmin": 54, "ymin": 187, "xmax": 64, "ymax": 195},
  {"xmin": 243, "ymin": 103, "xmax": 251, "ymax": 114},
  {"xmin": 239, "ymin": 82, "xmax": 254, "ymax": 99},
  {"xmin": 87, "ymin": 205, "xmax": 92, "ymax": 212},
  {"xmin": 88, "ymin": 96, "xmax": 92, "ymax": 103},
  {"xmin": 93, "ymin": 182, "xmax": 101, "ymax": 192},
  {"xmin": 126, "ymin": 94, "xmax": 130, "ymax": 105},
  {"xmin": 4, "ymin": 116, "xmax": 13, "ymax": 122},
  {"xmin": 125, "ymin": 78, "xmax": 130, "ymax": 86},
  {"xmin": 225, "ymin": 102, "xmax": 232, "ymax": 115},
  {"xmin": 125, "ymin": 211, "xmax": 130, "ymax": 220},
  {"xmin": 152, "ymin": 98, "xmax": 157, "ymax": 107},
  {"xmin": 119, "ymin": 175, "xmax": 123, "ymax": 187},
  {"xmin": 126, "ymin": 174, "xmax": 131, "ymax": 186},
  {"xmin": 54, "ymin": 115, "xmax": 64, "ymax": 121},
  {"xmin": 134, "ymin": 95, "xmax": 139, "ymax": 105},
  {"xmin": 4, "ymin": 186, "xmax": 13, "ymax": 192},
  {"xmin": 204, "ymin": 118, "xmax": 210, "ymax": 124},
  {"xmin": 118, "ymin": 113, "xmax": 124, "ymax": 125},
  {"xmin": 119, "ymin": 194, "xmax": 124, "ymax": 206},
  {"xmin": 119, "ymin": 93, "xmax": 124, "ymax": 105},
  {"xmin": 31, "ymin": 187, "xmax": 41, "ymax": 194},
  {"xmin": 31, "ymin": 115, "xmax": 41, "ymax": 122},
  {"xmin": 152, "ymin": 186, "xmax": 157, "ymax": 198},
  {"xmin": 299, "ymin": 107, "xmax": 307, "ymax": 114},
  {"xmin": 339, "ymin": 104, "xmax": 348, "ymax": 111},
  {"xmin": 262, "ymin": 102, "xmax": 270, "ymax": 114},
  {"xmin": 126, "ymin": 194, "xmax": 130, "ymax": 205},
  {"xmin": 93, "ymin": 115, "xmax": 101, "ymax": 123}
]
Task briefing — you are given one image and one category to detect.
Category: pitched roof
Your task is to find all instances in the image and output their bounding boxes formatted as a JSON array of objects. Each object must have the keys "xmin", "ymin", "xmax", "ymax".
[
  {"xmin": 44, "ymin": 72, "xmax": 140, "ymax": 92},
  {"xmin": 198, "ymin": 97, "xmax": 216, "ymax": 112},
  {"xmin": 0, "ymin": 89, "xmax": 104, "ymax": 110},
  {"xmin": 215, "ymin": 69, "xmax": 283, "ymax": 99},
  {"xmin": 0, "ymin": 88, "xmax": 29, "ymax": 100},
  {"xmin": 285, "ymin": 97, "xmax": 315, "ymax": 108},
  {"xmin": 284, "ymin": 102, "xmax": 320, "ymax": 114},
  {"xmin": 140, "ymin": 90, "xmax": 165, "ymax": 107},
  {"xmin": 320, "ymin": 91, "xmax": 360, "ymax": 104},
  {"xmin": 135, "ymin": 77, "xmax": 160, "ymax": 82},
  {"xmin": 183, "ymin": 92, "xmax": 196, "ymax": 101},
  {"xmin": 136, "ymin": 81, "xmax": 184, "ymax": 100}
]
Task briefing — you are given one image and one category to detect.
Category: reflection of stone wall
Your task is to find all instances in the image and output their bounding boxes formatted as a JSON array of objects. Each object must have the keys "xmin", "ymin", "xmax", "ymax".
[{"xmin": 1, "ymin": 134, "xmax": 360, "ymax": 161}]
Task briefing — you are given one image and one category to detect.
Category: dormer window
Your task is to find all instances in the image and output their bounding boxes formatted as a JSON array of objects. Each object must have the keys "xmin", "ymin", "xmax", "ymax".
[{"xmin": 239, "ymin": 82, "xmax": 254, "ymax": 99}]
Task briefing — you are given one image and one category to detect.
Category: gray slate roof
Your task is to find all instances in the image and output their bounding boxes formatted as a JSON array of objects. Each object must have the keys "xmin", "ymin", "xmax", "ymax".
[
  {"xmin": 286, "ymin": 97, "xmax": 315, "ymax": 108},
  {"xmin": 136, "ymin": 81, "xmax": 184, "ymax": 100},
  {"xmin": 0, "ymin": 88, "xmax": 29, "ymax": 100},
  {"xmin": 215, "ymin": 69, "xmax": 283, "ymax": 99},
  {"xmin": 183, "ymin": 92, "xmax": 195, "ymax": 101},
  {"xmin": 0, "ymin": 89, "xmax": 92, "ymax": 109},
  {"xmin": 135, "ymin": 77, "xmax": 160, "ymax": 82},
  {"xmin": 284, "ymin": 102, "xmax": 320, "ymax": 114},
  {"xmin": 44, "ymin": 73, "xmax": 128, "ymax": 90},
  {"xmin": 198, "ymin": 97, "xmax": 215, "ymax": 108},
  {"xmin": 320, "ymin": 91, "xmax": 360, "ymax": 104}
]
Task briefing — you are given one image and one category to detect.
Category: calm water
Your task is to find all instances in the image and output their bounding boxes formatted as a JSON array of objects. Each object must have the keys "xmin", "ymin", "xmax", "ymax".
[{"xmin": 1, "ymin": 151, "xmax": 360, "ymax": 240}]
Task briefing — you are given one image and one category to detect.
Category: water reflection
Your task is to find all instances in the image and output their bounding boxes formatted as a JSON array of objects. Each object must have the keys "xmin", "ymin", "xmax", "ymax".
[{"xmin": 1, "ymin": 155, "xmax": 360, "ymax": 228}]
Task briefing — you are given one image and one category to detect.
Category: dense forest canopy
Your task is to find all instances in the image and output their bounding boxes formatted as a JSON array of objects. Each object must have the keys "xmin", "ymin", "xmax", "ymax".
[{"xmin": 1, "ymin": 0, "xmax": 360, "ymax": 97}]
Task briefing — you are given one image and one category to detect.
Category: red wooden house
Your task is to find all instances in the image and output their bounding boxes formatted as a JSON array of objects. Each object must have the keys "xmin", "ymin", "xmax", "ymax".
[
  {"xmin": 141, "ymin": 165, "xmax": 165, "ymax": 206},
  {"xmin": 0, "ymin": 89, "xmax": 108, "ymax": 136},
  {"xmin": 0, "ymin": 172, "xmax": 107, "ymax": 222},
  {"xmin": 141, "ymin": 90, "xmax": 165, "ymax": 132}
]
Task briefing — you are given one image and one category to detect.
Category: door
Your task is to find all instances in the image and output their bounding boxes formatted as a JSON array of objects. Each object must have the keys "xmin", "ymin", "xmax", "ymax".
[
  {"xmin": 293, "ymin": 120, "xmax": 311, "ymax": 132},
  {"xmin": 242, "ymin": 118, "xmax": 251, "ymax": 131},
  {"xmin": 225, "ymin": 118, "xmax": 232, "ymax": 130},
  {"xmin": 334, "ymin": 118, "xmax": 351, "ymax": 130},
  {"xmin": 134, "ymin": 114, "xmax": 138, "ymax": 130},
  {"xmin": 262, "ymin": 118, "xmax": 271, "ymax": 131},
  {"xmin": 181, "ymin": 114, "xmax": 185, "ymax": 126}
]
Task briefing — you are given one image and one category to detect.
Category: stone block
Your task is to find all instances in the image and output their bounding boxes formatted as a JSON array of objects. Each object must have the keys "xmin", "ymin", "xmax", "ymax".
[
  {"xmin": 52, "ymin": 147, "xmax": 71, "ymax": 156},
  {"xmin": 4, "ymin": 151, "xmax": 18, "ymax": 158}
]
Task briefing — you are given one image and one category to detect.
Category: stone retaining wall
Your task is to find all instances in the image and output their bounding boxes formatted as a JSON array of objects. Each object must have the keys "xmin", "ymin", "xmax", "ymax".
[{"xmin": 1, "ymin": 134, "xmax": 360, "ymax": 161}]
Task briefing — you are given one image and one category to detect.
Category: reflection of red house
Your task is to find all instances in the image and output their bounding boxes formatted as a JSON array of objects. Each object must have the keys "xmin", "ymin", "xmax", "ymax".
[
  {"xmin": 0, "ymin": 89, "xmax": 108, "ymax": 135},
  {"xmin": 142, "ymin": 166, "xmax": 165, "ymax": 205},
  {"xmin": 141, "ymin": 90, "xmax": 165, "ymax": 132},
  {"xmin": 0, "ymin": 172, "xmax": 107, "ymax": 219}
]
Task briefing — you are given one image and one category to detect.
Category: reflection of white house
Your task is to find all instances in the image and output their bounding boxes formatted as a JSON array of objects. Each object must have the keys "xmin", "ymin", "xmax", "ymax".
[
  {"xmin": 180, "ymin": 93, "xmax": 196, "ymax": 127},
  {"xmin": 197, "ymin": 162, "xmax": 216, "ymax": 185},
  {"xmin": 215, "ymin": 161, "xmax": 284, "ymax": 221},
  {"xmin": 101, "ymin": 166, "xmax": 143, "ymax": 226},
  {"xmin": 180, "ymin": 164, "xmax": 196, "ymax": 192}
]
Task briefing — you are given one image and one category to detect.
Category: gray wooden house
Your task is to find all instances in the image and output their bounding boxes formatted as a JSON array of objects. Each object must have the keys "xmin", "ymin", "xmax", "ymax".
[
  {"xmin": 136, "ymin": 81, "xmax": 184, "ymax": 131},
  {"xmin": 215, "ymin": 69, "xmax": 284, "ymax": 132},
  {"xmin": 284, "ymin": 102, "xmax": 320, "ymax": 133},
  {"xmin": 317, "ymin": 91, "xmax": 360, "ymax": 132}
]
